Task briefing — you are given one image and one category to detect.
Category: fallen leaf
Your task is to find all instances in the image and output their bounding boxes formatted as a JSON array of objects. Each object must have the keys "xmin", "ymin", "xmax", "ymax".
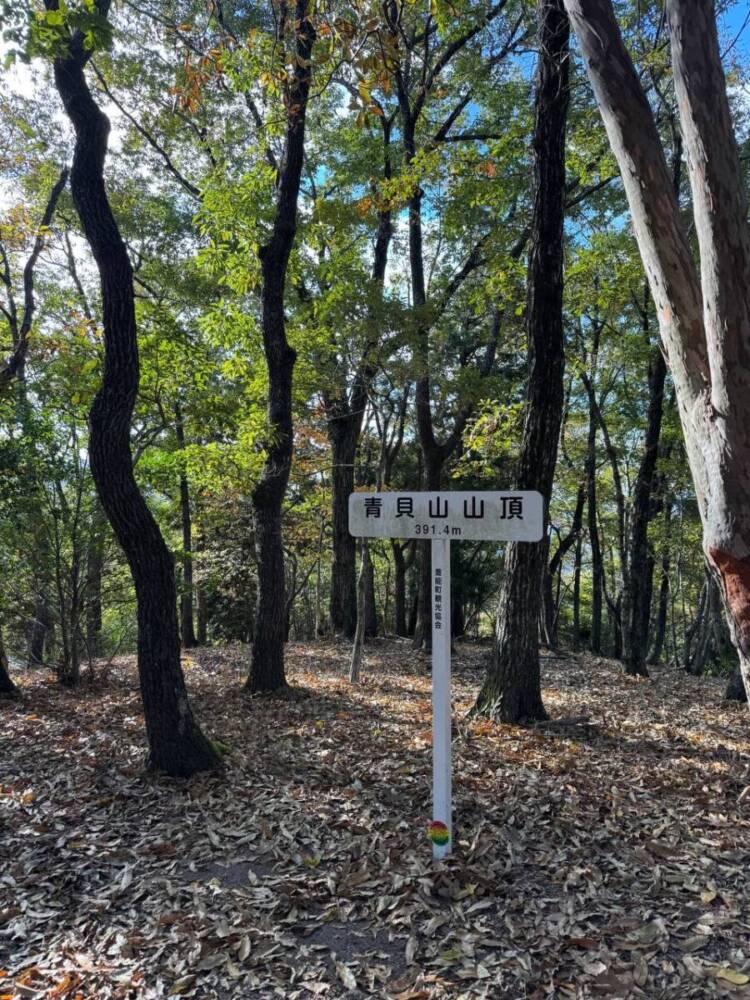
[
  {"xmin": 711, "ymin": 967, "xmax": 750, "ymax": 985},
  {"xmin": 335, "ymin": 962, "xmax": 357, "ymax": 990}
]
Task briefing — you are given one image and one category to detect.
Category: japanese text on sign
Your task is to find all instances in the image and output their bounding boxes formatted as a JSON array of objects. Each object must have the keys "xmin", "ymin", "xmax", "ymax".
[{"xmin": 348, "ymin": 491, "xmax": 543, "ymax": 542}]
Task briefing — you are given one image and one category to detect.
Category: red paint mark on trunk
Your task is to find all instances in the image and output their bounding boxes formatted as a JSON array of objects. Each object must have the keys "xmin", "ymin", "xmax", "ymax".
[{"xmin": 708, "ymin": 548, "xmax": 750, "ymax": 644}]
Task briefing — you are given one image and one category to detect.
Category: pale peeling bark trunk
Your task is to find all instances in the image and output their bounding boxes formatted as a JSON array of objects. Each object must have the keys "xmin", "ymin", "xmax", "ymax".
[
  {"xmin": 667, "ymin": 0, "xmax": 750, "ymax": 695},
  {"xmin": 564, "ymin": 0, "xmax": 750, "ymax": 699}
]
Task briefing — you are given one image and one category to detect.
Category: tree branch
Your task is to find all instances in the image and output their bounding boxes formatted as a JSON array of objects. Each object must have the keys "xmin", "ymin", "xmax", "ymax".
[{"xmin": 0, "ymin": 167, "xmax": 69, "ymax": 395}]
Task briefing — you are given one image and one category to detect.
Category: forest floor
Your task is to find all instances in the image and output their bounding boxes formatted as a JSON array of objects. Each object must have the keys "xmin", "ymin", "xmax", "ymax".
[{"xmin": 2, "ymin": 640, "xmax": 750, "ymax": 999}]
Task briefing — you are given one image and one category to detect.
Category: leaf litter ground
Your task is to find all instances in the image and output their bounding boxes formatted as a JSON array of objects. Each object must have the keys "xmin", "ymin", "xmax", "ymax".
[{"xmin": 2, "ymin": 639, "xmax": 750, "ymax": 999}]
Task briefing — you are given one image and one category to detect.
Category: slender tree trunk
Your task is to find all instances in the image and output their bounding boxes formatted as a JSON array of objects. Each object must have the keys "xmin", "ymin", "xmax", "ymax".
[
  {"xmin": 572, "ymin": 532, "xmax": 582, "ymax": 647},
  {"xmin": 326, "ymin": 124, "xmax": 392, "ymax": 639},
  {"xmin": 393, "ymin": 541, "xmax": 416, "ymax": 637},
  {"xmin": 544, "ymin": 480, "xmax": 585, "ymax": 645},
  {"xmin": 364, "ymin": 550, "xmax": 378, "ymax": 637},
  {"xmin": 328, "ymin": 421, "xmax": 358, "ymax": 637},
  {"xmin": 412, "ymin": 544, "xmax": 430, "ymax": 650},
  {"xmin": 407, "ymin": 584, "xmax": 419, "ymax": 637},
  {"xmin": 682, "ymin": 588, "xmax": 705, "ymax": 675},
  {"xmin": 452, "ymin": 594, "xmax": 465, "ymax": 640},
  {"xmin": 50, "ymin": 8, "xmax": 219, "ymax": 775},
  {"xmin": 623, "ymin": 310, "xmax": 667, "ymax": 676},
  {"xmin": 648, "ymin": 500, "xmax": 672, "ymax": 664},
  {"xmin": 0, "ymin": 626, "xmax": 18, "ymax": 696},
  {"xmin": 392, "ymin": 542, "xmax": 408, "ymax": 637},
  {"xmin": 684, "ymin": 577, "xmax": 709, "ymax": 675},
  {"xmin": 196, "ymin": 528, "xmax": 208, "ymax": 645},
  {"xmin": 246, "ymin": 0, "xmax": 315, "ymax": 693},
  {"xmin": 85, "ymin": 511, "xmax": 104, "ymax": 661},
  {"xmin": 585, "ymin": 388, "xmax": 603, "ymax": 654},
  {"xmin": 607, "ymin": 587, "xmax": 623, "ymax": 660},
  {"xmin": 396, "ymin": 46, "xmax": 490, "ymax": 651},
  {"xmin": 315, "ymin": 528, "xmax": 324, "ymax": 637},
  {"xmin": 175, "ymin": 405, "xmax": 198, "ymax": 648},
  {"xmin": 649, "ymin": 557, "xmax": 670, "ymax": 664},
  {"xmin": 382, "ymin": 559, "xmax": 391, "ymax": 634},
  {"xmin": 27, "ymin": 591, "xmax": 50, "ymax": 667},
  {"xmin": 196, "ymin": 590, "xmax": 208, "ymax": 645},
  {"xmin": 58, "ymin": 543, "xmax": 82, "ymax": 688},
  {"xmin": 349, "ymin": 541, "xmax": 366, "ymax": 682},
  {"xmin": 474, "ymin": 0, "xmax": 569, "ymax": 721},
  {"xmin": 684, "ymin": 569, "xmax": 728, "ymax": 676},
  {"xmin": 51, "ymin": 510, "xmax": 72, "ymax": 683}
]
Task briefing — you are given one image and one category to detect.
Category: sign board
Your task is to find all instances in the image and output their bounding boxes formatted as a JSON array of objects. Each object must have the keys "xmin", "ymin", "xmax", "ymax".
[
  {"xmin": 349, "ymin": 490, "xmax": 544, "ymax": 860},
  {"xmin": 348, "ymin": 491, "xmax": 544, "ymax": 542}
]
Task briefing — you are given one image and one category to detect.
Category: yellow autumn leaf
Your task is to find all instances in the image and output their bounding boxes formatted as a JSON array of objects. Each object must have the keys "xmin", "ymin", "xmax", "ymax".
[{"xmin": 711, "ymin": 967, "xmax": 750, "ymax": 985}]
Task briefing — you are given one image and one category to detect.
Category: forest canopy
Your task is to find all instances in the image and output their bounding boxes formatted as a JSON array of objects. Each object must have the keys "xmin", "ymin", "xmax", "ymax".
[{"xmin": 0, "ymin": 0, "xmax": 749, "ymax": 748}]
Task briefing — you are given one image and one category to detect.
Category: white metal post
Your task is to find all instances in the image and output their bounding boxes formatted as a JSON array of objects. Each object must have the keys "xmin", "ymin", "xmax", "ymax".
[
  {"xmin": 431, "ymin": 538, "xmax": 452, "ymax": 859},
  {"xmin": 348, "ymin": 491, "xmax": 544, "ymax": 860}
]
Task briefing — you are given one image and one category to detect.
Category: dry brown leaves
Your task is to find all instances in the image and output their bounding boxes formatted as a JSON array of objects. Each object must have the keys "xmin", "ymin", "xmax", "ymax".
[{"xmin": 2, "ymin": 640, "xmax": 750, "ymax": 999}]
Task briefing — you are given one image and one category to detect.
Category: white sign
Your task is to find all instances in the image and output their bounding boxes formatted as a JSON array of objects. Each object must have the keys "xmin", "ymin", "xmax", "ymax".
[
  {"xmin": 348, "ymin": 491, "xmax": 544, "ymax": 542},
  {"xmin": 349, "ymin": 490, "xmax": 544, "ymax": 860}
]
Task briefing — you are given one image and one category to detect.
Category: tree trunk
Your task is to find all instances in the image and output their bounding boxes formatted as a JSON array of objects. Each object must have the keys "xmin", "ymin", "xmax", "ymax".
[
  {"xmin": 564, "ymin": 0, "xmax": 750, "ymax": 699},
  {"xmin": 0, "ymin": 626, "xmax": 18, "ymax": 696},
  {"xmin": 196, "ymin": 528, "xmax": 208, "ymax": 645},
  {"xmin": 315, "ymin": 524, "xmax": 324, "ymax": 636},
  {"xmin": 326, "ymin": 122, "xmax": 393, "ymax": 640},
  {"xmin": 452, "ymin": 594, "xmax": 465, "ymax": 640},
  {"xmin": 50, "ymin": 9, "xmax": 219, "ymax": 775},
  {"xmin": 726, "ymin": 667, "xmax": 748, "ymax": 702},
  {"xmin": 684, "ymin": 576, "xmax": 709, "ymax": 675},
  {"xmin": 585, "ymin": 386, "xmax": 603, "ymax": 655},
  {"xmin": 544, "ymin": 479, "xmax": 585, "ymax": 645},
  {"xmin": 328, "ymin": 420, "xmax": 358, "ymax": 637},
  {"xmin": 364, "ymin": 549, "xmax": 378, "ymax": 637},
  {"xmin": 607, "ymin": 587, "xmax": 623, "ymax": 660},
  {"xmin": 196, "ymin": 589, "xmax": 208, "ymax": 645},
  {"xmin": 246, "ymin": 0, "xmax": 315, "ymax": 693},
  {"xmin": 648, "ymin": 501, "xmax": 672, "ymax": 664},
  {"xmin": 349, "ymin": 542, "xmax": 366, "ymax": 682},
  {"xmin": 407, "ymin": 583, "xmax": 419, "ymax": 637},
  {"xmin": 175, "ymin": 405, "xmax": 198, "ymax": 648},
  {"xmin": 474, "ymin": 0, "xmax": 569, "ymax": 721},
  {"xmin": 27, "ymin": 591, "xmax": 50, "ymax": 667},
  {"xmin": 57, "ymin": 539, "xmax": 82, "ymax": 688},
  {"xmin": 392, "ymin": 541, "xmax": 408, "ymax": 637},
  {"xmin": 572, "ymin": 531, "xmax": 582, "ymax": 647},
  {"xmin": 623, "ymin": 311, "xmax": 667, "ymax": 676},
  {"xmin": 412, "ymin": 544, "xmax": 430, "ymax": 651},
  {"xmin": 667, "ymin": 0, "xmax": 750, "ymax": 699},
  {"xmin": 85, "ymin": 511, "xmax": 104, "ymax": 661}
]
